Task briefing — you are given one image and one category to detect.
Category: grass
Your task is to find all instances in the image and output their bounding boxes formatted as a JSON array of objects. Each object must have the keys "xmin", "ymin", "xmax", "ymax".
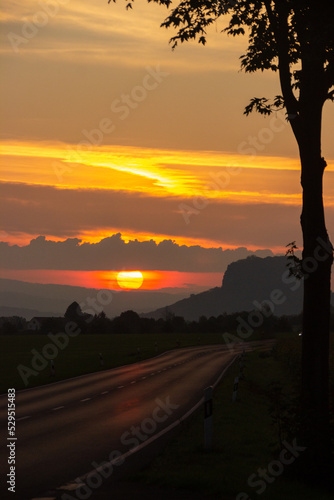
[
  {"xmin": 0, "ymin": 332, "xmax": 225, "ymax": 393},
  {"xmin": 127, "ymin": 343, "xmax": 334, "ymax": 500}
]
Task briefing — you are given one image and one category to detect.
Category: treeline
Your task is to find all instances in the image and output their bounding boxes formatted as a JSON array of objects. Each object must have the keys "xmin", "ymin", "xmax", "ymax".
[
  {"xmin": 47, "ymin": 301, "xmax": 302, "ymax": 336},
  {"xmin": 0, "ymin": 299, "xmax": 302, "ymax": 336},
  {"xmin": 5, "ymin": 301, "xmax": 334, "ymax": 336},
  {"xmin": 13, "ymin": 301, "xmax": 334, "ymax": 336},
  {"xmin": 89, "ymin": 309, "xmax": 298, "ymax": 336}
]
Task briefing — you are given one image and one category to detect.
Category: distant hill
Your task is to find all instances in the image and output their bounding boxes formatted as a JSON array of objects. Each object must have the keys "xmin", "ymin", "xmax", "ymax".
[
  {"xmin": 0, "ymin": 279, "xmax": 190, "ymax": 320},
  {"xmin": 144, "ymin": 255, "xmax": 310, "ymax": 321},
  {"xmin": 2, "ymin": 255, "xmax": 327, "ymax": 322},
  {"xmin": 0, "ymin": 306, "xmax": 58, "ymax": 319}
]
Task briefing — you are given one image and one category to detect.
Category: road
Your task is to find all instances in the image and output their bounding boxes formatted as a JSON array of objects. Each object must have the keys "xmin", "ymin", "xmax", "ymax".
[{"xmin": 0, "ymin": 344, "xmax": 253, "ymax": 500}]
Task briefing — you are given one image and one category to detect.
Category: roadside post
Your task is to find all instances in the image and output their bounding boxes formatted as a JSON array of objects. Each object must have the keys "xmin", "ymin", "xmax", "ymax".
[
  {"xmin": 232, "ymin": 376, "xmax": 239, "ymax": 402},
  {"xmin": 204, "ymin": 386, "xmax": 213, "ymax": 450},
  {"xmin": 99, "ymin": 352, "xmax": 104, "ymax": 367},
  {"xmin": 239, "ymin": 354, "xmax": 245, "ymax": 379}
]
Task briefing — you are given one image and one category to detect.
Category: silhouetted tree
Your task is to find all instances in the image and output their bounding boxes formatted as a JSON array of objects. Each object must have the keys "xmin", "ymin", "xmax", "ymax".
[
  {"xmin": 64, "ymin": 301, "xmax": 82, "ymax": 321},
  {"xmin": 112, "ymin": 310, "xmax": 142, "ymax": 333},
  {"xmin": 88, "ymin": 311, "xmax": 113, "ymax": 334},
  {"xmin": 109, "ymin": 0, "xmax": 334, "ymax": 482},
  {"xmin": 64, "ymin": 301, "xmax": 91, "ymax": 332}
]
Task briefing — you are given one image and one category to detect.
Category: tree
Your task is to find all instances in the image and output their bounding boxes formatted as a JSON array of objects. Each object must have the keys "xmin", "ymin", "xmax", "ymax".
[
  {"xmin": 112, "ymin": 310, "xmax": 142, "ymax": 333},
  {"xmin": 109, "ymin": 0, "xmax": 334, "ymax": 481},
  {"xmin": 64, "ymin": 301, "xmax": 90, "ymax": 332},
  {"xmin": 64, "ymin": 301, "xmax": 83, "ymax": 322}
]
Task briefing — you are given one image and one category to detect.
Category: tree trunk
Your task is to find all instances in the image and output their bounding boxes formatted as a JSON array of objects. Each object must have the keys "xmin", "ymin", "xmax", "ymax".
[
  {"xmin": 299, "ymin": 136, "xmax": 333, "ymax": 483},
  {"xmin": 274, "ymin": 0, "xmax": 333, "ymax": 485}
]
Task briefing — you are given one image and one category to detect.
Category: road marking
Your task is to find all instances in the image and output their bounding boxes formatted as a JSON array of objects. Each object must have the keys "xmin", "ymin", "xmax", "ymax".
[
  {"xmin": 150, "ymin": 373, "xmax": 155, "ymax": 376},
  {"xmin": 81, "ymin": 398, "xmax": 91, "ymax": 402},
  {"xmin": 57, "ymin": 481, "xmax": 85, "ymax": 491},
  {"xmin": 117, "ymin": 386, "xmax": 124, "ymax": 389},
  {"xmin": 101, "ymin": 391, "xmax": 109, "ymax": 395},
  {"xmin": 141, "ymin": 376, "xmax": 146, "ymax": 380},
  {"xmin": 52, "ymin": 406, "xmax": 64, "ymax": 411},
  {"xmin": 31, "ymin": 497, "xmax": 56, "ymax": 500},
  {"xmin": 131, "ymin": 380, "xmax": 136, "ymax": 384},
  {"xmin": 17, "ymin": 416, "xmax": 31, "ymax": 421}
]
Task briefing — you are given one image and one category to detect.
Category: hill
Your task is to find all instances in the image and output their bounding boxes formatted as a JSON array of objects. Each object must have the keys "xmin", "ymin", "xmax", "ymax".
[
  {"xmin": 144, "ymin": 255, "xmax": 307, "ymax": 321},
  {"xmin": 0, "ymin": 279, "xmax": 189, "ymax": 320}
]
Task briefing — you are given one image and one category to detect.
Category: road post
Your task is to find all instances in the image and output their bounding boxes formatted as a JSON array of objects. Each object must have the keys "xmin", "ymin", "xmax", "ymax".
[
  {"xmin": 232, "ymin": 376, "xmax": 239, "ymax": 402},
  {"xmin": 204, "ymin": 386, "xmax": 213, "ymax": 450}
]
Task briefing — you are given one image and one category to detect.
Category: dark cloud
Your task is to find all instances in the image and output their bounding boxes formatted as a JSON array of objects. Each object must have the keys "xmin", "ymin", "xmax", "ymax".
[
  {"xmin": 0, "ymin": 233, "xmax": 275, "ymax": 272},
  {"xmin": 0, "ymin": 180, "xmax": 307, "ymax": 251}
]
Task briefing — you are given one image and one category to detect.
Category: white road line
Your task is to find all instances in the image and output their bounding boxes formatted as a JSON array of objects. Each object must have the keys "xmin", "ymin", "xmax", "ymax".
[
  {"xmin": 130, "ymin": 380, "xmax": 136, "ymax": 384},
  {"xmin": 150, "ymin": 373, "xmax": 155, "ymax": 376},
  {"xmin": 80, "ymin": 398, "xmax": 91, "ymax": 402},
  {"xmin": 117, "ymin": 386, "xmax": 124, "ymax": 389},
  {"xmin": 52, "ymin": 406, "xmax": 64, "ymax": 411},
  {"xmin": 17, "ymin": 416, "xmax": 31, "ymax": 421},
  {"xmin": 101, "ymin": 391, "xmax": 109, "ymax": 395},
  {"xmin": 141, "ymin": 376, "xmax": 146, "ymax": 380}
]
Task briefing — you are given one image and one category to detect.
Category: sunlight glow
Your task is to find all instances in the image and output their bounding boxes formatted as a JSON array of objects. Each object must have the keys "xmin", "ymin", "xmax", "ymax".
[{"xmin": 0, "ymin": 140, "xmax": 314, "ymax": 206}]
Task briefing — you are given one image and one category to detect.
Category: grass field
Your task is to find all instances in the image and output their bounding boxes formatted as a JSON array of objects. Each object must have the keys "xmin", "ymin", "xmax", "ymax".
[{"xmin": 0, "ymin": 332, "xmax": 225, "ymax": 393}]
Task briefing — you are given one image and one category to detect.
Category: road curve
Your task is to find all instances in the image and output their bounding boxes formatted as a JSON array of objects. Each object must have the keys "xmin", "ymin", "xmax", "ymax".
[{"xmin": 0, "ymin": 344, "xmax": 251, "ymax": 500}]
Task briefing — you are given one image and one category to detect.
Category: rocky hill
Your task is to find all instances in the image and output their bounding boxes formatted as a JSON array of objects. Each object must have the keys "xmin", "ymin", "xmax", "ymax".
[{"xmin": 144, "ymin": 255, "xmax": 306, "ymax": 321}]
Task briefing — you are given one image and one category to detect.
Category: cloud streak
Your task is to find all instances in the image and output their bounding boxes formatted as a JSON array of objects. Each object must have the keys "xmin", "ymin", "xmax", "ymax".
[
  {"xmin": 1, "ymin": 0, "xmax": 245, "ymax": 71},
  {"xmin": 1, "ymin": 141, "xmax": 318, "ymax": 204},
  {"xmin": 0, "ymin": 180, "xmax": 310, "ymax": 250}
]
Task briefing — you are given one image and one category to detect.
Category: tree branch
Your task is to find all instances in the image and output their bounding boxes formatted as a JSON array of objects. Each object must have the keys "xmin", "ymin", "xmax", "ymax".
[{"xmin": 264, "ymin": 1, "xmax": 300, "ymax": 135}]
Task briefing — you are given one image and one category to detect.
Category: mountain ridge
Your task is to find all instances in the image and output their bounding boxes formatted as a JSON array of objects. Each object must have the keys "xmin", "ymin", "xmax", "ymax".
[
  {"xmin": 143, "ymin": 255, "xmax": 307, "ymax": 321},
  {"xmin": 0, "ymin": 278, "xmax": 190, "ymax": 319}
]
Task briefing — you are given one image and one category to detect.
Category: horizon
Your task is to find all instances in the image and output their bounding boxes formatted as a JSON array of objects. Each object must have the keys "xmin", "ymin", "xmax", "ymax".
[{"xmin": 0, "ymin": 233, "xmax": 278, "ymax": 292}]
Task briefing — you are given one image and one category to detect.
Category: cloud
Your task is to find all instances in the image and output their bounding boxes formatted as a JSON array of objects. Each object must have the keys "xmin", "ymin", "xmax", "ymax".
[
  {"xmin": 1, "ymin": 1, "xmax": 333, "ymax": 157},
  {"xmin": 0, "ymin": 140, "xmax": 312, "ymax": 204},
  {"xmin": 0, "ymin": 180, "xmax": 308, "ymax": 251},
  {"xmin": 0, "ymin": 0, "xmax": 244, "ymax": 71},
  {"xmin": 0, "ymin": 233, "xmax": 275, "ymax": 272}
]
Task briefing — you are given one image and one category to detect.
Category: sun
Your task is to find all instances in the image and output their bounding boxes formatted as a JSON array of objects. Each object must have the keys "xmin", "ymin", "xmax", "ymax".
[{"xmin": 116, "ymin": 271, "xmax": 144, "ymax": 290}]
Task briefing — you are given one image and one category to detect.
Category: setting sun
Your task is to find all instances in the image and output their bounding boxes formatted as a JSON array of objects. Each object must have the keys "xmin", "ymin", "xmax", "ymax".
[{"xmin": 116, "ymin": 271, "xmax": 144, "ymax": 290}]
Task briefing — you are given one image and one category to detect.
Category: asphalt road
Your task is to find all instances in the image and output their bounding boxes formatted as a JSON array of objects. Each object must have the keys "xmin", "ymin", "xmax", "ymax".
[{"xmin": 0, "ymin": 344, "xmax": 248, "ymax": 500}]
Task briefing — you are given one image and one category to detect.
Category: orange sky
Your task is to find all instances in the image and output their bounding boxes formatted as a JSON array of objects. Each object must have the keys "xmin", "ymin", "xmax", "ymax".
[
  {"xmin": 0, "ymin": 268, "xmax": 222, "ymax": 292},
  {"xmin": 0, "ymin": 0, "xmax": 334, "ymax": 289}
]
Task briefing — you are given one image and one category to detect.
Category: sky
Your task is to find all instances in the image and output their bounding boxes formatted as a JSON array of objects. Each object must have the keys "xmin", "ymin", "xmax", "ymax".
[{"xmin": 0, "ymin": 0, "xmax": 333, "ymax": 292}]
